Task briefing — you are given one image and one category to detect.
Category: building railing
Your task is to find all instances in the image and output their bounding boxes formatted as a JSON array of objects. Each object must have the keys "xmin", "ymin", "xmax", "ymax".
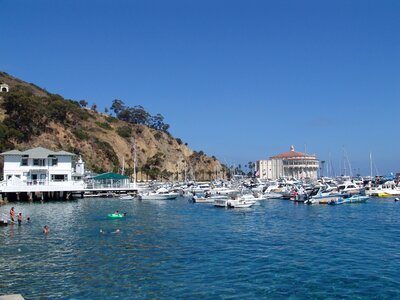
[
  {"xmin": 4, "ymin": 179, "xmax": 85, "ymax": 187},
  {"xmin": 84, "ymin": 182, "xmax": 136, "ymax": 190}
]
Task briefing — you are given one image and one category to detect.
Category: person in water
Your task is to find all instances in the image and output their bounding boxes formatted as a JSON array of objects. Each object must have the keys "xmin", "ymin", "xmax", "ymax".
[
  {"xmin": 9, "ymin": 207, "xmax": 15, "ymax": 222},
  {"xmin": 43, "ymin": 225, "xmax": 49, "ymax": 234},
  {"xmin": 17, "ymin": 213, "xmax": 23, "ymax": 226}
]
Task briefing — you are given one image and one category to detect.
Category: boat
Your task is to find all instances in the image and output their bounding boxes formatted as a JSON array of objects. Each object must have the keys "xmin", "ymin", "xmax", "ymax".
[
  {"xmin": 139, "ymin": 187, "xmax": 179, "ymax": 200},
  {"xmin": 364, "ymin": 181, "xmax": 400, "ymax": 197},
  {"xmin": 337, "ymin": 181, "xmax": 361, "ymax": 195},
  {"xmin": 107, "ymin": 213, "xmax": 124, "ymax": 218},
  {"xmin": 193, "ymin": 194, "xmax": 228, "ymax": 203},
  {"xmin": 214, "ymin": 198, "xmax": 230, "ymax": 207},
  {"xmin": 214, "ymin": 195, "xmax": 256, "ymax": 208},
  {"xmin": 328, "ymin": 195, "xmax": 369, "ymax": 205},
  {"xmin": 304, "ymin": 186, "xmax": 345, "ymax": 205},
  {"xmin": 119, "ymin": 194, "xmax": 134, "ymax": 200},
  {"xmin": 227, "ymin": 198, "xmax": 256, "ymax": 208}
]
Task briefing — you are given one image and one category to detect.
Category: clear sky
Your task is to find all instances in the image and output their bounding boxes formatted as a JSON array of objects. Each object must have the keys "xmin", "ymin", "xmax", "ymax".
[{"xmin": 1, "ymin": 0, "xmax": 399, "ymax": 176}]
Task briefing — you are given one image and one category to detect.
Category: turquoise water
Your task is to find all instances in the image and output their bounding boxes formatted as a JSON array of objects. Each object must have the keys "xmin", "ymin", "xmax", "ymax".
[{"xmin": 0, "ymin": 197, "xmax": 399, "ymax": 299}]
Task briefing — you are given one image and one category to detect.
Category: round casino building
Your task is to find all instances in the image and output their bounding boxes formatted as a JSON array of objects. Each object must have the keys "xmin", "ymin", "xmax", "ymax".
[{"xmin": 255, "ymin": 146, "xmax": 319, "ymax": 180}]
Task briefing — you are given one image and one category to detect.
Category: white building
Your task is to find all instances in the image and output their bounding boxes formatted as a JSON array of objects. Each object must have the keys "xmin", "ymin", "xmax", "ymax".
[
  {"xmin": 0, "ymin": 83, "xmax": 9, "ymax": 93},
  {"xmin": 0, "ymin": 147, "xmax": 85, "ymax": 192},
  {"xmin": 256, "ymin": 146, "xmax": 319, "ymax": 180}
]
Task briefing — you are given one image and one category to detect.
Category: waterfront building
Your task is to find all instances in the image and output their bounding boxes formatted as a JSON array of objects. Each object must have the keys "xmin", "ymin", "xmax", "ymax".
[
  {"xmin": 0, "ymin": 147, "xmax": 139, "ymax": 201},
  {"xmin": 0, "ymin": 147, "xmax": 85, "ymax": 193},
  {"xmin": 1, "ymin": 147, "xmax": 80, "ymax": 183},
  {"xmin": 255, "ymin": 146, "xmax": 319, "ymax": 180}
]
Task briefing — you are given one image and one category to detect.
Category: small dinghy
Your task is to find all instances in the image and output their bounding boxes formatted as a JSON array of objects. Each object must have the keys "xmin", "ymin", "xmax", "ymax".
[
  {"xmin": 0, "ymin": 220, "xmax": 9, "ymax": 226},
  {"xmin": 107, "ymin": 213, "xmax": 124, "ymax": 218}
]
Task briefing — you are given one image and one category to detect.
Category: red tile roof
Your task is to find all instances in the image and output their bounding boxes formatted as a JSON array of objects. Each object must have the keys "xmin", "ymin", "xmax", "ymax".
[
  {"xmin": 270, "ymin": 146, "xmax": 317, "ymax": 160},
  {"xmin": 271, "ymin": 151, "xmax": 307, "ymax": 159}
]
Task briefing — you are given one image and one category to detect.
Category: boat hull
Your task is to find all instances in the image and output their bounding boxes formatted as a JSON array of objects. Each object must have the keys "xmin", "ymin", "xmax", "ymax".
[{"xmin": 140, "ymin": 193, "xmax": 179, "ymax": 200}]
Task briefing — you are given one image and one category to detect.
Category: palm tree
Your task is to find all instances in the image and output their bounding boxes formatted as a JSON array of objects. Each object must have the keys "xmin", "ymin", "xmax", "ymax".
[{"xmin": 248, "ymin": 161, "xmax": 253, "ymax": 175}]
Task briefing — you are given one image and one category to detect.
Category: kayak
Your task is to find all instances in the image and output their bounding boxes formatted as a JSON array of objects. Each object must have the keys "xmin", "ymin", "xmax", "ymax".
[{"xmin": 107, "ymin": 213, "xmax": 124, "ymax": 218}]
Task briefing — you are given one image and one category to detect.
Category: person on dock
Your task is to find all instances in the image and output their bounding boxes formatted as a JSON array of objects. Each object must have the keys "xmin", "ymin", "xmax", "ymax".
[
  {"xmin": 9, "ymin": 207, "xmax": 15, "ymax": 222},
  {"xmin": 43, "ymin": 225, "xmax": 49, "ymax": 234},
  {"xmin": 17, "ymin": 213, "xmax": 23, "ymax": 226}
]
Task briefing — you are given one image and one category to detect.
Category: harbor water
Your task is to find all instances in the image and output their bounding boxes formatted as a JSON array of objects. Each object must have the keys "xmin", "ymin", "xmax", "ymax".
[{"xmin": 0, "ymin": 197, "xmax": 399, "ymax": 299}]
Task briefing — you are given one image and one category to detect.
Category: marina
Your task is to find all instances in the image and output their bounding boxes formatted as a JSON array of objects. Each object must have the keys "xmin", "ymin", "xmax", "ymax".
[{"xmin": 1, "ymin": 0, "xmax": 399, "ymax": 298}]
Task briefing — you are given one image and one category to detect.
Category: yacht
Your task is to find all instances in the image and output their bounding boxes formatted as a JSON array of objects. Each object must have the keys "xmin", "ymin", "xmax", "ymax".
[
  {"xmin": 364, "ymin": 181, "xmax": 400, "ymax": 197},
  {"xmin": 214, "ymin": 195, "xmax": 256, "ymax": 208},
  {"xmin": 193, "ymin": 194, "xmax": 228, "ymax": 203},
  {"xmin": 304, "ymin": 186, "xmax": 345, "ymax": 204},
  {"xmin": 139, "ymin": 187, "xmax": 179, "ymax": 200},
  {"xmin": 337, "ymin": 181, "xmax": 361, "ymax": 195}
]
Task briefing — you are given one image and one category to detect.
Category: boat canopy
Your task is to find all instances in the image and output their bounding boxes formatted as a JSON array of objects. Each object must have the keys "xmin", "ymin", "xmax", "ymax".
[{"xmin": 93, "ymin": 172, "xmax": 129, "ymax": 180}]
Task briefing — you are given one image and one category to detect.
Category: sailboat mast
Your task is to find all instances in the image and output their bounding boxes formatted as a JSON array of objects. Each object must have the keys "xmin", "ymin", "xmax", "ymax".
[
  {"xmin": 132, "ymin": 138, "xmax": 137, "ymax": 188},
  {"xmin": 370, "ymin": 152, "xmax": 373, "ymax": 178}
]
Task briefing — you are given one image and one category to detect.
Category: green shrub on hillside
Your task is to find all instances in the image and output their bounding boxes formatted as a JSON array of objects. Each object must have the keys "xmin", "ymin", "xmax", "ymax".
[
  {"xmin": 94, "ymin": 138, "xmax": 119, "ymax": 167},
  {"xmin": 154, "ymin": 132, "xmax": 162, "ymax": 141},
  {"xmin": 95, "ymin": 121, "xmax": 112, "ymax": 130},
  {"xmin": 72, "ymin": 129, "xmax": 89, "ymax": 140},
  {"xmin": 105, "ymin": 116, "xmax": 117, "ymax": 123},
  {"xmin": 116, "ymin": 126, "xmax": 132, "ymax": 139},
  {"xmin": 1, "ymin": 88, "xmax": 91, "ymax": 141}
]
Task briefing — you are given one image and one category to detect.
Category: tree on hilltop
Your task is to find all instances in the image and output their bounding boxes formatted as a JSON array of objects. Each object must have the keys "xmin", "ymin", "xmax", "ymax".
[
  {"xmin": 111, "ymin": 99, "xmax": 125, "ymax": 116},
  {"xmin": 79, "ymin": 100, "xmax": 88, "ymax": 107}
]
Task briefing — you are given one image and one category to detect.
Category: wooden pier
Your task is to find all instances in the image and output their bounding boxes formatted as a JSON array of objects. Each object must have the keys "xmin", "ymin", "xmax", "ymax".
[{"xmin": 0, "ymin": 181, "xmax": 142, "ymax": 202}]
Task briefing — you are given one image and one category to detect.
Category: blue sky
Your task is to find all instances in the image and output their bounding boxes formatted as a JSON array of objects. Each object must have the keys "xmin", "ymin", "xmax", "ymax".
[{"xmin": 1, "ymin": 0, "xmax": 399, "ymax": 175}]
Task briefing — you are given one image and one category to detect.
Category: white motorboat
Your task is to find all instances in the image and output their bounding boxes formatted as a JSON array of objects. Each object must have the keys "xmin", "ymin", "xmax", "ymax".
[
  {"xmin": 119, "ymin": 194, "xmax": 134, "ymax": 200},
  {"xmin": 214, "ymin": 195, "xmax": 256, "ymax": 208},
  {"xmin": 214, "ymin": 198, "xmax": 230, "ymax": 207},
  {"xmin": 139, "ymin": 187, "xmax": 179, "ymax": 200},
  {"xmin": 364, "ymin": 181, "xmax": 400, "ymax": 197},
  {"xmin": 227, "ymin": 198, "xmax": 256, "ymax": 208},
  {"xmin": 337, "ymin": 181, "xmax": 361, "ymax": 195},
  {"xmin": 193, "ymin": 194, "xmax": 228, "ymax": 203}
]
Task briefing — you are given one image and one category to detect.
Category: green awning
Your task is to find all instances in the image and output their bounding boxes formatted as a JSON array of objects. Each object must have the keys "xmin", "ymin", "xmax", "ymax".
[{"xmin": 93, "ymin": 172, "xmax": 129, "ymax": 180}]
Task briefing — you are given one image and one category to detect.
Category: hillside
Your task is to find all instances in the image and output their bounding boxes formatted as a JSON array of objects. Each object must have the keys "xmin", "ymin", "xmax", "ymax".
[{"xmin": 0, "ymin": 71, "xmax": 226, "ymax": 181}]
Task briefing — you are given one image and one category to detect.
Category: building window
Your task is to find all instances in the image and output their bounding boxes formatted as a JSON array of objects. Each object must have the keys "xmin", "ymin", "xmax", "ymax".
[
  {"xmin": 21, "ymin": 158, "xmax": 28, "ymax": 166},
  {"xmin": 33, "ymin": 159, "xmax": 45, "ymax": 166},
  {"xmin": 51, "ymin": 174, "xmax": 67, "ymax": 181},
  {"xmin": 52, "ymin": 158, "xmax": 58, "ymax": 166}
]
